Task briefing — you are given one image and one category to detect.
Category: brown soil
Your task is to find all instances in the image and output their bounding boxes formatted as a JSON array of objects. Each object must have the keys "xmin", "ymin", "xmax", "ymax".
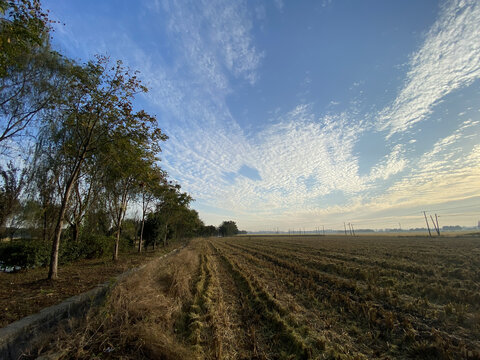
[{"xmin": 0, "ymin": 244, "xmax": 180, "ymax": 328}]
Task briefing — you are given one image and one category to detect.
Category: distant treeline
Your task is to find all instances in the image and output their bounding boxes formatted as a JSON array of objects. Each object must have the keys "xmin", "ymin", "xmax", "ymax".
[{"xmin": 249, "ymin": 225, "xmax": 475, "ymax": 235}]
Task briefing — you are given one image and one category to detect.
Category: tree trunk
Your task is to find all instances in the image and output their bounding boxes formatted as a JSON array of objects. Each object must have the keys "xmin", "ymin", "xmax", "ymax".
[
  {"xmin": 138, "ymin": 216, "xmax": 145, "ymax": 253},
  {"xmin": 113, "ymin": 187, "xmax": 129, "ymax": 261},
  {"xmin": 113, "ymin": 227, "xmax": 121, "ymax": 261},
  {"xmin": 73, "ymin": 222, "xmax": 80, "ymax": 243},
  {"xmin": 42, "ymin": 209, "xmax": 47, "ymax": 242},
  {"xmin": 163, "ymin": 223, "xmax": 167, "ymax": 247},
  {"xmin": 113, "ymin": 209, "xmax": 124, "ymax": 261},
  {"xmin": 48, "ymin": 175, "xmax": 77, "ymax": 279}
]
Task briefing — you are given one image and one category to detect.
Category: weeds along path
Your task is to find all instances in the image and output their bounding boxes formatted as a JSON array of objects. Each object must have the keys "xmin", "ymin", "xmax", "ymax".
[
  {"xmin": 205, "ymin": 241, "xmax": 265, "ymax": 359},
  {"xmin": 29, "ymin": 240, "xmax": 208, "ymax": 359},
  {"xmin": 182, "ymin": 240, "xmax": 255, "ymax": 359},
  {"xmin": 213, "ymin": 237, "xmax": 480, "ymax": 359}
]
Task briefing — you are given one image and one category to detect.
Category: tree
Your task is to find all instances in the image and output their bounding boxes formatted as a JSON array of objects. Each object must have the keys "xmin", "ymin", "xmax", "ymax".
[
  {"xmin": 102, "ymin": 110, "xmax": 166, "ymax": 261},
  {"xmin": 219, "ymin": 221, "xmax": 239, "ymax": 237},
  {"xmin": 65, "ymin": 160, "xmax": 100, "ymax": 243},
  {"xmin": 38, "ymin": 56, "xmax": 166, "ymax": 279},
  {"xmin": 137, "ymin": 165, "xmax": 166, "ymax": 253},
  {"xmin": 0, "ymin": 161, "xmax": 26, "ymax": 237},
  {"xmin": 28, "ymin": 138, "xmax": 60, "ymax": 242},
  {"xmin": 0, "ymin": 1, "xmax": 60, "ymax": 154},
  {"xmin": 171, "ymin": 207, "xmax": 203, "ymax": 240},
  {"xmin": 0, "ymin": 0, "xmax": 50, "ymax": 77},
  {"xmin": 142, "ymin": 184, "xmax": 194, "ymax": 249},
  {"xmin": 156, "ymin": 184, "xmax": 192, "ymax": 248},
  {"xmin": 103, "ymin": 145, "xmax": 140, "ymax": 262},
  {"xmin": 200, "ymin": 225, "xmax": 218, "ymax": 237}
]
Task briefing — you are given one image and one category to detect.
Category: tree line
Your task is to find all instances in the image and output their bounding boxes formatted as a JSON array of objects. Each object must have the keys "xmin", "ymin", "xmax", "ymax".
[{"xmin": 0, "ymin": 1, "xmax": 242, "ymax": 279}]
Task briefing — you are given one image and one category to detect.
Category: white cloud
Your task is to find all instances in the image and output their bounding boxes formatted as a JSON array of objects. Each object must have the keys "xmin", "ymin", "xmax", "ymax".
[
  {"xmin": 274, "ymin": 0, "xmax": 284, "ymax": 11},
  {"xmin": 366, "ymin": 119, "xmax": 480, "ymax": 211},
  {"xmin": 367, "ymin": 144, "xmax": 407, "ymax": 181},
  {"xmin": 162, "ymin": 0, "xmax": 262, "ymax": 86},
  {"xmin": 46, "ymin": 0, "xmax": 480, "ymax": 231},
  {"xmin": 378, "ymin": 0, "xmax": 480, "ymax": 137}
]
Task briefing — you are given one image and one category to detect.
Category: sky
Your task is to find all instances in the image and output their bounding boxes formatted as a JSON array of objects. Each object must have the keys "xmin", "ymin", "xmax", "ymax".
[{"xmin": 43, "ymin": 0, "xmax": 480, "ymax": 231}]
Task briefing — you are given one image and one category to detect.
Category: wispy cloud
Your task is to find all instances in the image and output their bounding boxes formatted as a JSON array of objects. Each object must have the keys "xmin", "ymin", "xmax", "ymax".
[
  {"xmin": 274, "ymin": 0, "xmax": 284, "ymax": 12},
  {"xmin": 367, "ymin": 144, "xmax": 407, "ymax": 182},
  {"xmin": 378, "ymin": 0, "xmax": 480, "ymax": 137},
  {"xmin": 47, "ymin": 0, "xmax": 480, "ymax": 230},
  {"xmin": 162, "ymin": 0, "xmax": 262, "ymax": 86},
  {"xmin": 378, "ymin": 119, "xmax": 480, "ymax": 207}
]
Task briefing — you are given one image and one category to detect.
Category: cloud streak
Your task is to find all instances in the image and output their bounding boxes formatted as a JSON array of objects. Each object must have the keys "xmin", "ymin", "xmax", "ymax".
[{"xmin": 378, "ymin": 0, "xmax": 480, "ymax": 137}]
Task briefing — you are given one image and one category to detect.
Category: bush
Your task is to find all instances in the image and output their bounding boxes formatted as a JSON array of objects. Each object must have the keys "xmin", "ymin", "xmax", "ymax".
[
  {"xmin": 80, "ymin": 235, "xmax": 113, "ymax": 259},
  {"xmin": 0, "ymin": 239, "xmax": 50, "ymax": 269},
  {"xmin": 0, "ymin": 233, "xmax": 135, "ymax": 270}
]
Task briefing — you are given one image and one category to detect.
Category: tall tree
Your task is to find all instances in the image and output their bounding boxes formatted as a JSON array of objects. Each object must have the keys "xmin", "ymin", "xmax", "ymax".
[
  {"xmin": 0, "ymin": 161, "xmax": 26, "ymax": 236},
  {"xmin": 155, "ymin": 184, "xmax": 192, "ymax": 248},
  {"xmin": 137, "ymin": 165, "xmax": 166, "ymax": 253},
  {"xmin": 38, "ymin": 56, "xmax": 166, "ymax": 279},
  {"xmin": 219, "ymin": 221, "xmax": 239, "ymax": 237},
  {"xmin": 102, "ymin": 113, "xmax": 166, "ymax": 261},
  {"xmin": 0, "ymin": 0, "xmax": 50, "ymax": 77},
  {"xmin": 65, "ymin": 160, "xmax": 100, "ymax": 243},
  {"xmin": 0, "ymin": 1, "xmax": 60, "ymax": 154}
]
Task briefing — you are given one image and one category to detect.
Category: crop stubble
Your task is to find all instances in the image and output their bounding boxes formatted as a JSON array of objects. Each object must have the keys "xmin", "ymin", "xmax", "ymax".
[{"xmin": 33, "ymin": 235, "xmax": 480, "ymax": 359}]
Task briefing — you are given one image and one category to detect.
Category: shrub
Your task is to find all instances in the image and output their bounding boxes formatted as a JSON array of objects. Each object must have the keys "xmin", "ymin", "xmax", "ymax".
[
  {"xmin": 0, "ymin": 239, "xmax": 50, "ymax": 269},
  {"xmin": 78, "ymin": 235, "xmax": 113, "ymax": 259}
]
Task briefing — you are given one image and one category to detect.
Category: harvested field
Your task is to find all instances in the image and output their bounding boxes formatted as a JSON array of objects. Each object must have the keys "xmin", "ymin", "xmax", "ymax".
[{"xmin": 32, "ymin": 235, "xmax": 480, "ymax": 359}]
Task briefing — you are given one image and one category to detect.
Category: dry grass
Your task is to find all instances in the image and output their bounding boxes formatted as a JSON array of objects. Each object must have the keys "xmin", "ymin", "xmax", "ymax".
[
  {"xmin": 0, "ymin": 245, "xmax": 180, "ymax": 328},
  {"xmin": 30, "ymin": 235, "xmax": 480, "ymax": 359},
  {"xmin": 31, "ymin": 245, "xmax": 200, "ymax": 359}
]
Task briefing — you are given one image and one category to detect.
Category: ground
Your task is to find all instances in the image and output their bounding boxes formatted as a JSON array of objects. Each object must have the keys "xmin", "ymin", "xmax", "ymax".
[
  {"xmin": 11, "ymin": 234, "xmax": 480, "ymax": 359},
  {"xmin": 0, "ymin": 244, "xmax": 180, "ymax": 328}
]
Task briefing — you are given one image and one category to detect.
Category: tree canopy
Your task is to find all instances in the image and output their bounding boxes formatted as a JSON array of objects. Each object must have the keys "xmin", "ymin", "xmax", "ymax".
[{"xmin": 219, "ymin": 221, "xmax": 239, "ymax": 237}]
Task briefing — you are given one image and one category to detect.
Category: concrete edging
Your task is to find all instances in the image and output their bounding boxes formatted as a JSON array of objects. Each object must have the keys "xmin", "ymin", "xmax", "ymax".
[{"xmin": 0, "ymin": 248, "xmax": 179, "ymax": 360}]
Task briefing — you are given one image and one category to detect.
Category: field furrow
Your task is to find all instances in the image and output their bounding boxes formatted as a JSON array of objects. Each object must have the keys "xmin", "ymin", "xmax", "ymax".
[
  {"xmin": 32, "ymin": 236, "xmax": 480, "ymax": 360},
  {"xmin": 213, "ymin": 237, "xmax": 480, "ymax": 359}
]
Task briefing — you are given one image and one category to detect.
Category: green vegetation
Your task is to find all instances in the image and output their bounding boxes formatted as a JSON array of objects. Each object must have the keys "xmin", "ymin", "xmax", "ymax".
[{"xmin": 218, "ymin": 220, "xmax": 239, "ymax": 237}]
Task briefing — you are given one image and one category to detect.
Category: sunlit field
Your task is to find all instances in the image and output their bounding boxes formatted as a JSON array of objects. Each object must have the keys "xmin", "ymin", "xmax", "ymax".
[{"xmin": 36, "ymin": 234, "xmax": 480, "ymax": 359}]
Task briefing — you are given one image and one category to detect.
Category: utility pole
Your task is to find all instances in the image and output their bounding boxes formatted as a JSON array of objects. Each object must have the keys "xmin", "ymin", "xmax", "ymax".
[
  {"xmin": 430, "ymin": 215, "xmax": 439, "ymax": 236},
  {"xmin": 423, "ymin": 211, "xmax": 432, "ymax": 237},
  {"xmin": 344, "ymin": 222, "xmax": 347, "ymax": 236},
  {"xmin": 435, "ymin": 214, "xmax": 441, "ymax": 236},
  {"xmin": 323, "ymin": 225, "xmax": 325, "ymax": 236},
  {"xmin": 351, "ymin": 223, "xmax": 356, "ymax": 237}
]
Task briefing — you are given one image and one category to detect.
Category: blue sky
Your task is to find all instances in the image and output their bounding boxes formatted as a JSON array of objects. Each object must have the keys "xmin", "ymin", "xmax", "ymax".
[{"xmin": 44, "ymin": 0, "xmax": 480, "ymax": 231}]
